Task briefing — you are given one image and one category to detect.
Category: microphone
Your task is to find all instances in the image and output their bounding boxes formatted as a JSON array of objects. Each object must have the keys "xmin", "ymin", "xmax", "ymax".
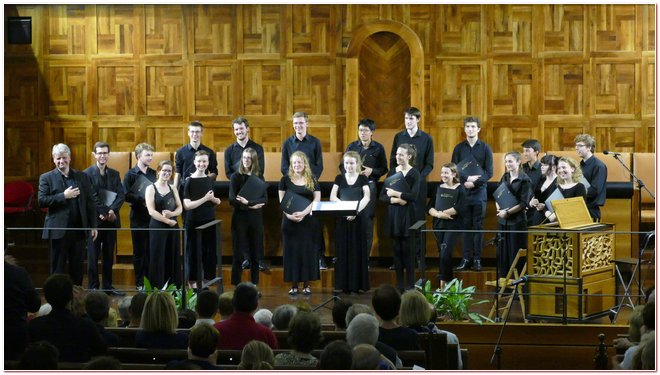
[
  {"xmin": 510, "ymin": 275, "xmax": 528, "ymax": 286},
  {"xmin": 603, "ymin": 150, "xmax": 621, "ymax": 156}
]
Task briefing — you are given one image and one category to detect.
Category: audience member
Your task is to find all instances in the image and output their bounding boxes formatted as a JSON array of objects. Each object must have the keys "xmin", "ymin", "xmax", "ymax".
[
  {"xmin": 640, "ymin": 333, "xmax": 655, "ymax": 370},
  {"xmin": 274, "ymin": 311, "xmax": 321, "ymax": 367},
  {"xmin": 238, "ymin": 340, "xmax": 275, "ymax": 370},
  {"xmin": 83, "ymin": 356, "xmax": 122, "ymax": 370},
  {"xmin": 214, "ymin": 282, "xmax": 278, "ymax": 350},
  {"xmin": 106, "ymin": 307, "xmax": 119, "ymax": 328},
  {"xmin": 28, "ymin": 274, "xmax": 106, "ymax": 362},
  {"xmin": 372, "ymin": 284, "xmax": 420, "ymax": 350},
  {"xmin": 351, "ymin": 343, "xmax": 395, "ymax": 370},
  {"xmin": 17, "ymin": 341, "xmax": 59, "ymax": 370},
  {"xmin": 117, "ymin": 296, "xmax": 132, "ymax": 327},
  {"xmin": 345, "ymin": 313, "xmax": 401, "ymax": 368},
  {"xmin": 400, "ymin": 290, "xmax": 462, "ymax": 369},
  {"xmin": 218, "ymin": 291, "xmax": 234, "ymax": 321},
  {"xmin": 613, "ymin": 306, "xmax": 645, "ymax": 369},
  {"xmin": 272, "ymin": 304, "xmax": 298, "ymax": 330},
  {"xmin": 178, "ymin": 308, "xmax": 197, "ymax": 329},
  {"xmin": 165, "ymin": 323, "xmax": 221, "ymax": 370},
  {"xmin": 318, "ymin": 340, "xmax": 353, "ymax": 370},
  {"xmin": 254, "ymin": 308, "xmax": 273, "ymax": 329},
  {"xmin": 5, "ymin": 256, "xmax": 41, "ymax": 359},
  {"xmin": 136, "ymin": 291, "xmax": 188, "ymax": 349},
  {"xmin": 84, "ymin": 290, "xmax": 120, "ymax": 346},
  {"xmin": 345, "ymin": 303, "xmax": 374, "ymax": 327},
  {"xmin": 128, "ymin": 292, "xmax": 147, "ymax": 328},
  {"xmin": 331, "ymin": 298, "xmax": 353, "ymax": 330},
  {"xmin": 194, "ymin": 290, "xmax": 219, "ymax": 326}
]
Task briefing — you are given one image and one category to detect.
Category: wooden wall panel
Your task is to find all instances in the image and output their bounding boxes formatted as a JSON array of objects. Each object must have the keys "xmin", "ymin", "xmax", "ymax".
[
  {"xmin": 241, "ymin": 62, "xmax": 285, "ymax": 115},
  {"xmin": 591, "ymin": 59, "xmax": 638, "ymax": 117},
  {"xmin": 641, "ymin": 55, "xmax": 655, "ymax": 118},
  {"xmin": 238, "ymin": 4, "xmax": 282, "ymax": 58},
  {"xmin": 96, "ymin": 5, "xmax": 138, "ymax": 55},
  {"xmin": 541, "ymin": 58, "xmax": 585, "ymax": 115},
  {"xmin": 488, "ymin": 5, "xmax": 533, "ymax": 54},
  {"xmin": 291, "ymin": 63, "xmax": 335, "ymax": 117},
  {"xmin": 4, "ymin": 61, "xmax": 41, "ymax": 118},
  {"xmin": 436, "ymin": 60, "xmax": 485, "ymax": 121},
  {"xmin": 288, "ymin": 5, "xmax": 337, "ymax": 56},
  {"xmin": 193, "ymin": 63, "xmax": 234, "ymax": 116},
  {"xmin": 191, "ymin": 5, "xmax": 235, "ymax": 55},
  {"xmin": 96, "ymin": 122, "xmax": 143, "ymax": 152},
  {"xmin": 94, "ymin": 62, "xmax": 138, "ymax": 116},
  {"xmin": 144, "ymin": 64, "xmax": 185, "ymax": 117},
  {"xmin": 590, "ymin": 5, "xmax": 637, "ymax": 53},
  {"xmin": 144, "ymin": 5, "xmax": 183, "ymax": 55},
  {"xmin": 45, "ymin": 5, "xmax": 88, "ymax": 56},
  {"xmin": 437, "ymin": 5, "xmax": 483, "ymax": 56},
  {"xmin": 45, "ymin": 63, "xmax": 88, "ymax": 116},
  {"xmin": 538, "ymin": 5, "xmax": 586, "ymax": 56},
  {"xmin": 4, "ymin": 122, "xmax": 43, "ymax": 180},
  {"xmin": 489, "ymin": 60, "xmax": 536, "ymax": 117}
]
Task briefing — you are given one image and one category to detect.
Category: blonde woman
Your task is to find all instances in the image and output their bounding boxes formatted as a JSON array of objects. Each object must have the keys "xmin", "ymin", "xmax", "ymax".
[
  {"xmin": 145, "ymin": 160, "xmax": 183, "ymax": 289},
  {"xmin": 136, "ymin": 291, "xmax": 188, "ymax": 349},
  {"xmin": 544, "ymin": 156, "xmax": 586, "ymax": 222},
  {"xmin": 278, "ymin": 151, "xmax": 321, "ymax": 296},
  {"xmin": 238, "ymin": 340, "xmax": 275, "ymax": 370}
]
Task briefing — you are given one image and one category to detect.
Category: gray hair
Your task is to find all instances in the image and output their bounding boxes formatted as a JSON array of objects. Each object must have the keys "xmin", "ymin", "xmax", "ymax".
[
  {"xmin": 52, "ymin": 143, "xmax": 71, "ymax": 156},
  {"xmin": 253, "ymin": 308, "xmax": 273, "ymax": 329},
  {"xmin": 271, "ymin": 304, "xmax": 298, "ymax": 330},
  {"xmin": 117, "ymin": 296, "xmax": 133, "ymax": 324},
  {"xmin": 346, "ymin": 313, "xmax": 379, "ymax": 348},
  {"xmin": 345, "ymin": 303, "xmax": 374, "ymax": 327}
]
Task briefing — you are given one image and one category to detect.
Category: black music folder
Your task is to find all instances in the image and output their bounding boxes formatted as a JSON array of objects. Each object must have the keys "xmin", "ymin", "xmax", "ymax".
[
  {"xmin": 98, "ymin": 188, "xmax": 117, "ymax": 207},
  {"xmin": 339, "ymin": 186, "xmax": 363, "ymax": 201},
  {"xmin": 186, "ymin": 177, "xmax": 213, "ymax": 200},
  {"xmin": 456, "ymin": 154, "xmax": 484, "ymax": 179},
  {"xmin": 362, "ymin": 154, "xmax": 376, "ymax": 169},
  {"xmin": 238, "ymin": 175, "xmax": 268, "ymax": 202},
  {"xmin": 544, "ymin": 188, "xmax": 565, "ymax": 214},
  {"xmin": 130, "ymin": 174, "xmax": 153, "ymax": 199},
  {"xmin": 280, "ymin": 190, "xmax": 312, "ymax": 214},
  {"xmin": 383, "ymin": 171, "xmax": 411, "ymax": 194},
  {"xmin": 434, "ymin": 187, "xmax": 459, "ymax": 211},
  {"xmin": 493, "ymin": 183, "xmax": 518, "ymax": 209}
]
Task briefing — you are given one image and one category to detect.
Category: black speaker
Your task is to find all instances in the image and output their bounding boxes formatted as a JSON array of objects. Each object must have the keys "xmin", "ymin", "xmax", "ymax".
[{"xmin": 7, "ymin": 17, "xmax": 32, "ymax": 45}]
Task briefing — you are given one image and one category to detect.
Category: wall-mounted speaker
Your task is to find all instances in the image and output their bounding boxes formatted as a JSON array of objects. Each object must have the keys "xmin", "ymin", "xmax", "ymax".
[{"xmin": 7, "ymin": 16, "xmax": 32, "ymax": 45}]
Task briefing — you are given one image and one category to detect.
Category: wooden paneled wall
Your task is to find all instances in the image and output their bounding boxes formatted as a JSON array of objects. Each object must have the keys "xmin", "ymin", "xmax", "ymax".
[{"xmin": 4, "ymin": 4, "xmax": 655, "ymax": 180}]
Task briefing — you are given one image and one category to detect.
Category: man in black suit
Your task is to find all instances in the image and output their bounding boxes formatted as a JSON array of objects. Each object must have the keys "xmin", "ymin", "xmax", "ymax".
[
  {"xmin": 38, "ymin": 143, "xmax": 98, "ymax": 286},
  {"xmin": 84, "ymin": 141, "xmax": 125, "ymax": 295}
]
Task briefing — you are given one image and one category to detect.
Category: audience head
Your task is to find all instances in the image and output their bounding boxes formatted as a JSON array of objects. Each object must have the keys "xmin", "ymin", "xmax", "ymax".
[
  {"xmin": 195, "ymin": 290, "xmax": 219, "ymax": 320},
  {"xmin": 106, "ymin": 307, "xmax": 119, "ymax": 328},
  {"xmin": 83, "ymin": 356, "xmax": 121, "ymax": 370},
  {"xmin": 642, "ymin": 302, "xmax": 654, "ymax": 330},
  {"xmin": 129, "ymin": 292, "xmax": 148, "ymax": 327},
  {"xmin": 628, "ymin": 305, "xmax": 646, "ymax": 342},
  {"xmin": 43, "ymin": 273, "xmax": 73, "ymax": 309},
  {"xmin": 345, "ymin": 303, "xmax": 374, "ymax": 327},
  {"xmin": 188, "ymin": 323, "xmax": 220, "ymax": 360},
  {"xmin": 218, "ymin": 291, "xmax": 234, "ymax": 319},
  {"xmin": 118, "ymin": 296, "xmax": 133, "ymax": 325},
  {"xmin": 332, "ymin": 298, "xmax": 353, "ymax": 330},
  {"xmin": 287, "ymin": 311, "xmax": 322, "ymax": 353},
  {"xmin": 293, "ymin": 300, "xmax": 312, "ymax": 312},
  {"xmin": 372, "ymin": 284, "xmax": 401, "ymax": 322},
  {"xmin": 232, "ymin": 282, "xmax": 259, "ymax": 313},
  {"xmin": 272, "ymin": 304, "xmax": 298, "ymax": 330},
  {"xmin": 351, "ymin": 343, "xmax": 381, "ymax": 370},
  {"xmin": 319, "ymin": 340, "xmax": 353, "ymax": 370},
  {"xmin": 399, "ymin": 290, "xmax": 431, "ymax": 327},
  {"xmin": 346, "ymin": 313, "xmax": 379, "ymax": 348},
  {"xmin": 84, "ymin": 290, "xmax": 110, "ymax": 323},
  {"xmin": 640, "ymin": 334, "xmax": 655, "ymax": 370},
  {"xmin": 238, "ymin": 340, "xmax": 275, "ymax": 370},
  {"xmin": 178, "ymin": 308, "xmax": 197, "ymax": 329},
  {"xmin": 18, "ymin": 341, "xmax": 59, "ymax": 370},
  {"xmin": 253, "ymin": 308, "xmax": 273, "ymax": 329},
  {"xmin": 141, "ymin": 291, "xmax": 178, "ymax": 334}
]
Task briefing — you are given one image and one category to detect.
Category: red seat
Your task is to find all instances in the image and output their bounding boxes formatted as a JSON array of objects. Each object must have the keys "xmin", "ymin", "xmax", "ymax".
[{"xmin": 4, "ymin": 181, "xmax": 34, "ymax": 214}]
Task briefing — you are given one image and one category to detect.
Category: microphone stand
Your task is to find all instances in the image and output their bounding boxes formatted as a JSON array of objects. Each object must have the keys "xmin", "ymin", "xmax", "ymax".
[
  {"xmin": 493, "ymin": 232, "xmax": 504, "ymax": 322},
  {"xmin": 490, "ymin": 278, "xmax": 524, "ymax": 369},
  {"xmin": 313, "ymin": 295, "xmax": 340, "ymax": 312}
]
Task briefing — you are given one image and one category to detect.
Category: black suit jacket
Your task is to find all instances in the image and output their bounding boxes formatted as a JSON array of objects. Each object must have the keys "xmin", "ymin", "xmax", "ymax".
[
  {"xmin": 83, "ymin": 164, "xmax": 125, "ymax": 228},
  {"xmin": 38, "ymin": 168, "xmax": 97, "ymax": 239}
]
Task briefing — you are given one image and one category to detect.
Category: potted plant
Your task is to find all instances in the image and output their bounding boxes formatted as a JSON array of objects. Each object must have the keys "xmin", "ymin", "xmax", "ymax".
[
  {"xmin": 416, "ymin": 278, "xmax": 492, "ymax": 324},
  {"xmin": 142, "ymin": 277, "xmax": 197, "ymax": 310}
]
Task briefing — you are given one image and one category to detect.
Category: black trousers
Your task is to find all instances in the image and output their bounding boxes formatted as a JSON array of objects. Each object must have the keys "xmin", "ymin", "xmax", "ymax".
[
  {"xmin": 461, "ymin": 200, "xmax": 486, "ymax": 260},
  {"xmin": 87, "ymin": 224, "xmax": 116, "ymax": 289},
  {"xmin": 434, "ymin": 229, "xmax": 459, "ymax": 282},
  {"xmin": 50, "ymin": 230, "xmax": 87, "ymax": 286},
  {"xmin": 497, "ymin": 220, "xmax": 527, "ymax": 278},
  {"xmin": 363, "ymin": 181, "xmax": 377, "ymax": 255},
  {"xmin": 130, "ymin": 227, "xmax": 150, "ymax": 287},
  {"xmin": 392, "ymin": 236, "xmax": 415, "ymax": 291},
  {"xmin": 231, "ymin": 210, "xmax": 263, "ymax": 285},
  {"xmin": 185, "ymin": 220, "xmax": 217, "ymax": 282},
  {"xmin": 148, "ymin": 224, "xmax": 180, "ymax": 289}
]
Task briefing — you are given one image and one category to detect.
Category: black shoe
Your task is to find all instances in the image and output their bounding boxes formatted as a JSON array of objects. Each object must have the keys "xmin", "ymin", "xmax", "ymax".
[
  {"xmin": 106, "ymin": 288, "xmax": 126, "ymax": 297},
  {"xmin": 241, "ymin": 259, "xmax": 251, "ymax": 270},
  {"xmin": 455, "ymin": 258, "xmax": 471, "ymax": 271},
  {"xmin": 258, "ymin": 262, "xmax": 269, "ymax": 272},
  {"xmin": 319, "ymin": 258, "xmax": 328, "ymax": 270},
  {"xmin": 472, "ymin": 260, "xmax": 482, "ymax": 272}
]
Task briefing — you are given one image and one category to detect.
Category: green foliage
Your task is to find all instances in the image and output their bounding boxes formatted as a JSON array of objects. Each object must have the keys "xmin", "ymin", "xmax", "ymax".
[
  {"xmin": 416, "ymin": 278, "xmax": 493, "ymax": 324},
  {"xmin": 142, "ymin": 276, "xmax": 197, "ymax": 311}
]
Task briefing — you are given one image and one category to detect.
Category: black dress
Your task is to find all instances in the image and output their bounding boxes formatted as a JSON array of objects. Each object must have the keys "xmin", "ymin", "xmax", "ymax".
[
  {"xmin": 183, "ymin": 176, "xmax": 217, "ymax": 282},
  {"xmin": 558, "ymin": 183, "xmax": 587, "ymax": 199},
  {"xmin": 148, "ymin": 184, "xmax": 181, "ymax": 289},
  {"xmin": 333, "ymin": 174, "xmax": 370, "ymax": 293},
  {"xmin": 279, "ymin": 176, "xmax": 320, "ymax": 284},
  {"xmin": 428, "ymin": 183, "xmax": 466, "ymax": 282},
  {"xmin": 495, "ymin": 172, "xmax": 532, "ymax": 278},
  {"xmin": 529, "ymin": 176, "xmax": 557, "ymax": 226},
  {"xmin": 229, "ymin": 173, "xmax": 267, "ymax": 285}
]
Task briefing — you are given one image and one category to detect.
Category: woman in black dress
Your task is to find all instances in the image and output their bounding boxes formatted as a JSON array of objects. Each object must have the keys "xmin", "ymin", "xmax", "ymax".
[
  {"xmin": 494, "ymin": 152, "xmax": 532, "ymax": 277},
  {"xmin": 544, "ymin": 156, "xmax": 587, "ymax": 222},
  {"xmin": 329, "ymin": 151, "xmax": 371, "ymax": 294},
  {"xmin": 182, "ymin": 150, "xmax": 221, "ymax": 289},
  {"xmin": 380, "ymin": 144, "xmax": 420, "ymax": 292},
  {"xmin": 145, "ymin": 160, "xmax": 183, "ymax": 289},
  {"xmin": 229, "ymin": 147, "xmax": 267, "ymax": 286},
  {"xmin": 278, "ymin": 151, "xmax": 321, "ymax": 296},
  {"xmin": 528, "ymin": 154, "xmax": 558, "ymax": 226},
  {"xmin": 427, "ymin": 162, "xmax": 465, "ymax": 289}
]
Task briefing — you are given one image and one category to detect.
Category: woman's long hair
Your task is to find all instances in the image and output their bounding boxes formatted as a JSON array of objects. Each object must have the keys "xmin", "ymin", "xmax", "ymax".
[
  {"xmin": 287, "ymin": 151, "xmax": 316, "ymax": 191},
  {"xmin": 558, "ymin": 156, "xmax": 583, "ymax": 184},
  {"xmin": 238, "ymin": 147, "xmax": 261, "ymax": 176}
]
